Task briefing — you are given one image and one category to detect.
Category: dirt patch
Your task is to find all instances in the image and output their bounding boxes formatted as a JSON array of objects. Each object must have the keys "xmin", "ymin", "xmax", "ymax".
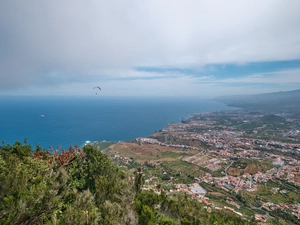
[
  {"xmin": 244, "ymin": 164, "xmax": 262, "ymax": 174},
  {"xmin": 294, "ymin": 173, "xmax": 300, "ymax": 183},
  {"xmin": 228, "ymin": 163, "xmax": 262, "ymax": 176},
  {"xmin": 227, "ymin": 167, "xmax": 242, "ymax": 176}
]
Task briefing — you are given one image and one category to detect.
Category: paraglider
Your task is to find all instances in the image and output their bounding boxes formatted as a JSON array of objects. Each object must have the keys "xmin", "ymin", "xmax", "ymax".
[{"xmin": 93, "ymin": 86, "xmax": 101, "ymax": 95}]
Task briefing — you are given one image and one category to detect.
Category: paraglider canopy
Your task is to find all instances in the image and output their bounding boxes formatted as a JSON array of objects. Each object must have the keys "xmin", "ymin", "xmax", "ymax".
[
  {"xmin": 93, "ymin": 86, "xmax": 101, "ymax": 95},
  {"xmin": 93, "ymin": 86, "xmax": 101, "ymax": 91}
]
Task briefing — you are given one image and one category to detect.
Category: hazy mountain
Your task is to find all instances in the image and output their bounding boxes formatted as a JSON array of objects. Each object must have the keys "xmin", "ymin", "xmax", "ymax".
[{"xmin": 215, "ymin": 89, "xmax": 300, "ymax": 112}]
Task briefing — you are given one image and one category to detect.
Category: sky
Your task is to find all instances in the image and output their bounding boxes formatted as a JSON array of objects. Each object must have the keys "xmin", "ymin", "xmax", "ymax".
[{"xmin": 1, "ymin": 0, "xmax": 300, "ymax": 98}]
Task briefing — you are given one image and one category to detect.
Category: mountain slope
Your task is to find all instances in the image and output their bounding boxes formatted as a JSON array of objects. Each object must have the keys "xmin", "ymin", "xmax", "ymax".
[{"xmin": 215, "ymin": 89, "xmax": 300, "ymax": 112}]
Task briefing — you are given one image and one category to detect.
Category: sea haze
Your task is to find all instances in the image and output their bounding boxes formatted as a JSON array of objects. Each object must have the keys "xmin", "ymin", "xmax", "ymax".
[{"xmin": 0, "ymin": 96, "xmax": 236, "ymax": 150}]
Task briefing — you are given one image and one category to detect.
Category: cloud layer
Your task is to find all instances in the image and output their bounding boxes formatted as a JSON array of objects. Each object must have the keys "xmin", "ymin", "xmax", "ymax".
[{"xmin": 1, "ymin": 0, "xmax": 300, "ymax": 96}]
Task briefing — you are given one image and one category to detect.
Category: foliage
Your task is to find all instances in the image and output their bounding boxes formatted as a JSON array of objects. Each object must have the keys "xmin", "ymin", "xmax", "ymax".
[
  {"xmin": 270, "ymin": 209, "xmax": 300, "ymax": 225},
  {"xmin": 0, "ymin": 142, "xmax": 257, "ymax": 224}
]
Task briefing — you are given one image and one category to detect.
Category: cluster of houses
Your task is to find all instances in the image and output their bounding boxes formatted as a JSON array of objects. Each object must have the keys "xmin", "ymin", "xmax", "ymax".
[
  {"xmin": 168, "ymin": 183, "xmax": 246, "ymax": 218},
  {"xmin": 105, "ymin": 110, "xmax": 300, "ymax": 222}
]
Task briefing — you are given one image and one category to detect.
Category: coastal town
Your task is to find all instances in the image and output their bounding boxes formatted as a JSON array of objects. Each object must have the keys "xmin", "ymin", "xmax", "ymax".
[{"xmin": 96, "ymin": 109, "xmax": 300, "ymax": 224}]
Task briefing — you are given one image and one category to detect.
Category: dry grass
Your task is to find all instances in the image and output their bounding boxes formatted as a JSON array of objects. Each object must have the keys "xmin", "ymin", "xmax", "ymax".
[{"xmin": 103, "ymin": 142, "xmax": 195, "ymax": 163}]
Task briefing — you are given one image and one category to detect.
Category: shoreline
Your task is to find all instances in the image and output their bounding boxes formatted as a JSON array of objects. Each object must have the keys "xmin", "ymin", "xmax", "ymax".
[{"xmin": 1, "ymin": 97, "xmax": 236, "ymax": 150}]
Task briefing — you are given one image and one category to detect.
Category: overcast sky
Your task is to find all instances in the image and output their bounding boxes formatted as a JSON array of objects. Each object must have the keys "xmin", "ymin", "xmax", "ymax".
[{"xmin": 1, "ymin": 0, "xmax": 300, "ymax": 97}]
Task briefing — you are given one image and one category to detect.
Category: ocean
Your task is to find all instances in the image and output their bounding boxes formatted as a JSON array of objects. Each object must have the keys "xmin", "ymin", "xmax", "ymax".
[{"xmin": 0, "ymin": 96, "xmax": 235, "ymax": 150}]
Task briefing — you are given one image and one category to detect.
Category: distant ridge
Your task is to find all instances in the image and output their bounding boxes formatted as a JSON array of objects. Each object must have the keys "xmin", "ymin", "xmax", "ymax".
[{"xmin": 215, "ymin": 89, "xmax": 300, "ymax": 112}]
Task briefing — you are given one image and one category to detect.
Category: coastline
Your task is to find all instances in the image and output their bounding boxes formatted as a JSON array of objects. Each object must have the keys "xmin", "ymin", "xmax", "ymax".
[{"xmin": 0, "ymin": 97, "xmax": 235, "ymax": 150}]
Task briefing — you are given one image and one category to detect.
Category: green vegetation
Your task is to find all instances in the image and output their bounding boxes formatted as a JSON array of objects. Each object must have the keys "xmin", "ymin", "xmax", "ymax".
[
  {"xmin": 95, "ymin": 141, "xmax": 115, "ymax": 150},
  {"xmin": 270, "ymin": 209, "xmax": 300, "ymax": 225},
  {"xmin": 239, "ymin": 180, "xmax": 300, "ymax": 206},
  {"xmin": 0, "ymin": 141, "xmax": 257, "ymax": 225},
  {"xmin": 260, "ymin": 114, "xmax": 286, "ymax": 123},
  {"xmin": 142, "ymin": 160, "xmax": 205, "ymax": 184},
  {"xmin": 160, "ymin": 151, "xmax": 183, "ymax": 158},
  {"xmin": 266, "ymin": 180, "xmax": 300, "ymax": 193},
  {"xmin": 232, "ymin": 161, "xmax": 247, "ymax": 169}
]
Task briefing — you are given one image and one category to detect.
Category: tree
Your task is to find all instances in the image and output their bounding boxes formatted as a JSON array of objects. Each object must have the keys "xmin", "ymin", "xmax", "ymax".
[
  {"xmin": 134, "ymin": 167, "xmax": 145, "ymax": 196},
  {"xmin": 0, "ymin": 143, "xmax": 61, "ymax": 224},
  {"xmin": 159, "ymin": 217, "xmax": 178, "ymax": 225},
  {"xmin": 180, "ymin": 217, "xmax": 192, "ymax": 225},
  {"xmin": 139, "ymin": 205, "xmax": 156, "ymax": 225}
]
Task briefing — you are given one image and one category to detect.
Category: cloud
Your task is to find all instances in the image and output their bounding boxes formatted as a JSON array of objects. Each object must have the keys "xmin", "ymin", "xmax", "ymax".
[
  {"xmin": 222, "ymin": 68, "xmax": 300, "ymax": 85},
  {"xmin": 0, "ymin": 0, "xmax": 300, "ymax": 95}
]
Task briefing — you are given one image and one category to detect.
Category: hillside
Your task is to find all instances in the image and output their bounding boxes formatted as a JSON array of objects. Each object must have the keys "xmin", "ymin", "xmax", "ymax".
[
  {"xmin": 0, "ymin": 142, "xmax": 256, "ymax": 225},
  {"xmin": 215, "ymin": 89, "xmax": 300, "ymax": 112},
  {"xmin": 94, "ymin": 106, "xmax": 300, "ymax": 225}
]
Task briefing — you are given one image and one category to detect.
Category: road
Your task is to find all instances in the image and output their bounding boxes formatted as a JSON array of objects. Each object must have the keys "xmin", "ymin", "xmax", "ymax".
[{"xmin": 225, "ymin": 159, "xmax": 233, "ymax": 176}]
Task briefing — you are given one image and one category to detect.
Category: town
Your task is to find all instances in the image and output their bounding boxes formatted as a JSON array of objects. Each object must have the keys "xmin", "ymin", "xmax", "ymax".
[{"xmin": 92, "ymin": 109, "xmax": 300, "ymax": 224}]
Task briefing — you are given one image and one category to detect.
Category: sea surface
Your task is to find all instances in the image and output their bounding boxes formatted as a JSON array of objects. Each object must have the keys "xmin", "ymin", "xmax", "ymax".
[{"xmin": 0, "ymin": 96, "xmax": 236, "ymax": 150}]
